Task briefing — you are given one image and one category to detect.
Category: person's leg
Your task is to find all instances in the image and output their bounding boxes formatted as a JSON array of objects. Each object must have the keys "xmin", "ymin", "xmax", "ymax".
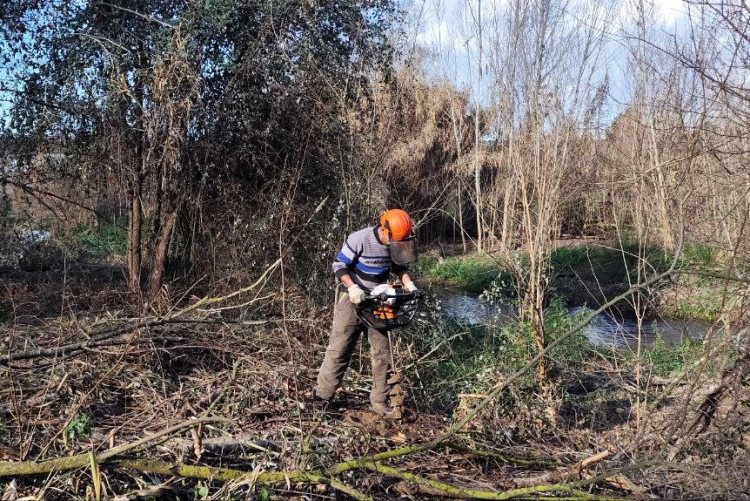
[
  {"xmin": 315, "ymin": 294, "xmax": 361, "ymax": 400},
  {"xmin": 367, "ymin": 327, "xmax": 392, "ymax": 406}
]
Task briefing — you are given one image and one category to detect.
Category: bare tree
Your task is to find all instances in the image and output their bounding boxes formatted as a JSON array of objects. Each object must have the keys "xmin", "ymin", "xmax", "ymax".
[{"xmin": 485, "ymin": 0, "xmax": 611, "ymax": 381}]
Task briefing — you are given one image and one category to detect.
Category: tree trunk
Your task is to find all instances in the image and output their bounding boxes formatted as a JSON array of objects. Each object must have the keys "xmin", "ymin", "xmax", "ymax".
[
  {"xmin": 148, "ymin": 208, "xmax": 179, "ymax": 300},
  {"xmin": 474, "ymin": 0, "xmax": 483, "ymax": 253},
  {"xmin": 127, "ymin": 181, "xmax": 142, "ymax": 292},
  {"xmin": 501, "ymin": 153, "xmax": 516, "ymax": 249}
]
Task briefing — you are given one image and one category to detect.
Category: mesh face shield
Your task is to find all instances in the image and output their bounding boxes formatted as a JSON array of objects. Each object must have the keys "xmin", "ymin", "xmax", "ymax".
[{"xmin": 389, "ymin": 236, "xmax": 418, "ymax": 265}]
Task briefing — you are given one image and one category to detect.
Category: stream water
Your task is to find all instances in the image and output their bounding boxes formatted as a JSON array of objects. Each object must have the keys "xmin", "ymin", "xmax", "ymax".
[{"xmin": 435, "ymin": 290, "xmax": 709, "ymax": 351}]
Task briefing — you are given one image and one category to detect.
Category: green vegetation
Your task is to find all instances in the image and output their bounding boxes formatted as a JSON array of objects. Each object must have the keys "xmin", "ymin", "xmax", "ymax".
[
  {"xmin": 681, "ymin": 243, "xmax": 719, "ymax": 267},
  {"xmin": 661, "ymin": 280, "xmax": 727, "ymax": 322},
  {"xmin": 590, "ymin": 335, "xmax": 706, "ymax": 379},
  {"xmin": 62, "ymin": 414, "xmax": 91, "ymax": 446},
  {"xmin": 645, "ymin": 337, "xmax": 705, "ymax": 377},
  {"xmin": 418, "ymin": 243, "xmax": 730, "ymax": 323},
  {"xmin": 403, "ymin": 299, "xmax": 589, "ymax": 412},
  {"xmin": 194, "ymin": 482, "xmax": 210, "ymax": 500},
  {"xmin": 69, "ymin": 224, "xmax": 127, "ymax": 261},
  {"xmin": 416, "ymin": 252, "xmax": 509, "ymax": 294}
]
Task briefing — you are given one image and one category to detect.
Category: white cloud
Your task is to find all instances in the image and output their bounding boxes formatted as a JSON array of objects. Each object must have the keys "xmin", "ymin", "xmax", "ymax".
[
  {"xmin": 416, "ymin": 20, "xmax": 458, "ymax": 49},
  {"xmin": 616, "ymin": 0, "xmax": 687, "ymax": 27},
  {"xmin": 654, "ymin": 0, "xmax": 687, "ymax": 25}
]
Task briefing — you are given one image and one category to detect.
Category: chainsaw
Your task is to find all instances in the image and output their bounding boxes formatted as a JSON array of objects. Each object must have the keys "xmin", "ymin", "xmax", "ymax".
[{"xmin": 357, "ymin": 285, "xmax": 424, "ymax": 420}]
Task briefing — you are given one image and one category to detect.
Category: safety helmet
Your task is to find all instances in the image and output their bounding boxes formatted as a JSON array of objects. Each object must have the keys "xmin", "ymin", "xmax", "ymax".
[{"xmin": 379, "ymin": 209, "xmax": 412, "ymax": 241}]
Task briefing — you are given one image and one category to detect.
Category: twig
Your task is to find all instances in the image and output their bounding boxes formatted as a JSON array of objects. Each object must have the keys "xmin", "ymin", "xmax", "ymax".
[
  {"xmin": 201, "ymin": 362, "xmax": 238, "ymax": 417},
  {"xmin": 444, "ymin": 442, "xmax": 554, "ymax": 467},
  {"xmin": 369, "ymin": 461, "xmax": 625, "ymax": 500},
  {"xmin": 98, "ymin": 2, "xmax": 177, "ymax": 29}
]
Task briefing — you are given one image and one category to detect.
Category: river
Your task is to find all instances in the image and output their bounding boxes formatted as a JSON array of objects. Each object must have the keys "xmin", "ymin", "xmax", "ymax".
[{"xmin": 435, "ymin": 290, "xmax": 709, "ymax": 350}]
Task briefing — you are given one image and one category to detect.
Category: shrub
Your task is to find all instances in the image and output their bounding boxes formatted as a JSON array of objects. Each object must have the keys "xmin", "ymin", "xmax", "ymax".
[
  {"xmin": 645, "ymin": 336, "xmax": 704, "ymax": 377},
  {"xmin": 682, "ymin": 243, "xmax": 718, "ymax": 267},
  {"xmin": 72, "ymin": 223, "xmax": 127, "ymax": 261}
]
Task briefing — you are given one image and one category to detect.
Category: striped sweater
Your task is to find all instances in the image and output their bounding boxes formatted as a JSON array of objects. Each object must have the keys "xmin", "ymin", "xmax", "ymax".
[{"xmin": 332, "ymin": 226, "xmax": 408, "ymax": 292}]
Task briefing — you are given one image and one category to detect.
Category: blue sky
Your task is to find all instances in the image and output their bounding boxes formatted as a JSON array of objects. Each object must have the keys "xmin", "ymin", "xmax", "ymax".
[
  {"xmin": 407, "ymin": 0, "xmax": 691, "ymax": 123},
  {"xmin": 0, "ymin": 44, "xmax": 18, "ymax": 131}
]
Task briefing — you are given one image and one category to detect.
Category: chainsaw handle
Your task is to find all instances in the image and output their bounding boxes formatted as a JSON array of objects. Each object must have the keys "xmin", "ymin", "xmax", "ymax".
[{"xmin": 362, "ymin": 289, "xmax": 424, "ymax": 303}]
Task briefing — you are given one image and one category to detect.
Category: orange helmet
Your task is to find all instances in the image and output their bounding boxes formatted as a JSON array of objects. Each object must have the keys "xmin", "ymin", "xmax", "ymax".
[{"xmin": 380, "ymin": 209, "xmax": 412, "ymax": 241}]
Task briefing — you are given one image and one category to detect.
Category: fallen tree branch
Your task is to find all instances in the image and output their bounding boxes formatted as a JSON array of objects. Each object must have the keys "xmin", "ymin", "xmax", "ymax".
[
  {"xmin": 0, "ymin": 260, "xmax": 285, "ymax": 364},
  {"xmin": 116, "ymin": 458, "xmax": 626, "ymax": 500},
  {"xmin": 0, "ymin": 417, "xmax": 232, "ymax": 477},
  {"xmin": 444, "ymin": 442, "xmax": 556, "ymax": 467},
  {"xmin": 0, "ymin": 434, "xmax": 669, "ymax": 500},
  {"xmin": 513, "ymin": 450, "xmax": 611, "ymax": 488}
]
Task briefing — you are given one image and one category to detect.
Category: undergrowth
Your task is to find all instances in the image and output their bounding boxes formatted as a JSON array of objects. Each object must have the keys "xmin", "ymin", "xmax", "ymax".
[
  {"xmin": 402, "ymin": 298, "xmax": 589, "ymax": 414},
  {"xmin": 416, "ymin": 253, "xmax": 508, "ymax": 294},
  {"xmin": 644, "ymin": 337, "xmax": 705, "ymax": 376},
  {"xmin": 419, "ymin": 242, "xmax": 729, "ymax": 323},
  {"xmin": 67, "ymin": 223, "xmax": 127, "ymax": 262}
]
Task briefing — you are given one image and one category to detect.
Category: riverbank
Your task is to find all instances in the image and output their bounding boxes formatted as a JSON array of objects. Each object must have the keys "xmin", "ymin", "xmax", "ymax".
[{"xmin": 415, "ymin": 242, "xmax": 736, "ymax": 322}]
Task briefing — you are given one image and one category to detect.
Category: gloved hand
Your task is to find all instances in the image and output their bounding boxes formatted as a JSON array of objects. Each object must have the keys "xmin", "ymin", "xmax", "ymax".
[
  {"xmin": 403, "ymin": 281, "xmax": 418, "ymax": 292},
  {"xmin": 347, "ymin": 283, "xmax": 366, "ymax": 305}
]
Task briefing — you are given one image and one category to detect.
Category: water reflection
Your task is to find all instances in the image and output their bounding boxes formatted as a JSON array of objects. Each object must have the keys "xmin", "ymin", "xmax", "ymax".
[
  {"xmin": 435, "ymin": 290, "xmax": 708, "ymax": 350},
  {"xmin": 437, "ymin": 292, "xmax": 516, "ymax": 325},
  {"xmin": 570, "ymin": 306, "xmax": 707, "ymax": 350}
]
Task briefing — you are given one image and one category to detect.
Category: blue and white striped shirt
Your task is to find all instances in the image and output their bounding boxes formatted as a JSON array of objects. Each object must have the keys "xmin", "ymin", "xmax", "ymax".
[{"xmin": 332, "ymin": 226, "xmax": 408, "ymax": 292}]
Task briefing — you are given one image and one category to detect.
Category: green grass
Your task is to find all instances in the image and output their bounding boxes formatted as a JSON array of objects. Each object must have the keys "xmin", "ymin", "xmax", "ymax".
[
  {"xmin": 416, "ymin": 253, "xmax": 510, "ymax": 294},
  {"xmin": 591, "ymin": 335, "xmax": 706, "ymax": 378},
  {"xmin": 551, "ymin": 243, "xmax": 673, "ymax": 278},
  {"xmin": 550, "ymin": 245, "xmax": 615, "ymax": 269},
  {"xmin": 659, "ymin": 276, "xmax": 728, "ymax": 322},
  {"xmin": 682, "ymin": 243, "xmax": 719, "ymax": 267},
  {"xmin": 70, "ymin": 223, "xmax": 127, "ymax": 261}
]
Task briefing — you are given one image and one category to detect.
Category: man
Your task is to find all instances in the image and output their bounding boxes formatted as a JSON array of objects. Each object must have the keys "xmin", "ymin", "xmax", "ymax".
[{"xmin": 314, "ymin": 209, "xmax": 418, "ymax": 416}]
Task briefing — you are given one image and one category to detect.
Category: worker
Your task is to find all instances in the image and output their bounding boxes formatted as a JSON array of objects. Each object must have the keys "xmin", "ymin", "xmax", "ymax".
[{"xmin": 313, "ymin": 209, "xmax": 419, "ymax": 416}]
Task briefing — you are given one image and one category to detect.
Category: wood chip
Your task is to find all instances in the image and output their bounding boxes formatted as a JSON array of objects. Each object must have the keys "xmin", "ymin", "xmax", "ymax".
[{"xmin": 390, "ymin": 432, "xmax": 408, "ymax": 443}]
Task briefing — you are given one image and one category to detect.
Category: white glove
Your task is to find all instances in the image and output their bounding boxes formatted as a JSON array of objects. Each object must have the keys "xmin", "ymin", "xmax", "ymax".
[
  {"xmin": 403, "ymin": 281, "xmax": 418, "ymax": 292},
  {"xmin": 347, "ymin": 284, "xmax": 366, "ymax": 305}
]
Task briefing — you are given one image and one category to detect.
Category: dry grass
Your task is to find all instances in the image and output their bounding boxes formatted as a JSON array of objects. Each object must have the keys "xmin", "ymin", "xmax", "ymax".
[{"xmin": 0, "ymin": 269, "xmax": 749, "ymax": 500}]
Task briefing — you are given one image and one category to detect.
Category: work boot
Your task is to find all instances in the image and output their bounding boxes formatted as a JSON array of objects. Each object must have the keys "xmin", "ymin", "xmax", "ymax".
[
  {"xmin": 312, "ymin": 390, "xmax": 331, "ymax": 403},
  {"xmin": 370, "ymin": 402, "xmax": 395, "ymax": 417},
  {"xmin": 305, "ymin": 391, "xmax": 331, "ymax": 409}
]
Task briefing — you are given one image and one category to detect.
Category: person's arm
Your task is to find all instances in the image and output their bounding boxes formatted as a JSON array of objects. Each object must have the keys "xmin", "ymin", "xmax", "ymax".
[
  {"xmin": 332, "ymin": 235, "xmax": 365, "ymax": 303},
  {"xmin": 339, "ymin": 273, "xmax": 355, "ymax": 289}
]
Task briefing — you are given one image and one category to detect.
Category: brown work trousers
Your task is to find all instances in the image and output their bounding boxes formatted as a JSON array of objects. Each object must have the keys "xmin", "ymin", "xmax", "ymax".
[{"xmin": 315, "ymin": 293, "xmax": 392, "ymax": 405}]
